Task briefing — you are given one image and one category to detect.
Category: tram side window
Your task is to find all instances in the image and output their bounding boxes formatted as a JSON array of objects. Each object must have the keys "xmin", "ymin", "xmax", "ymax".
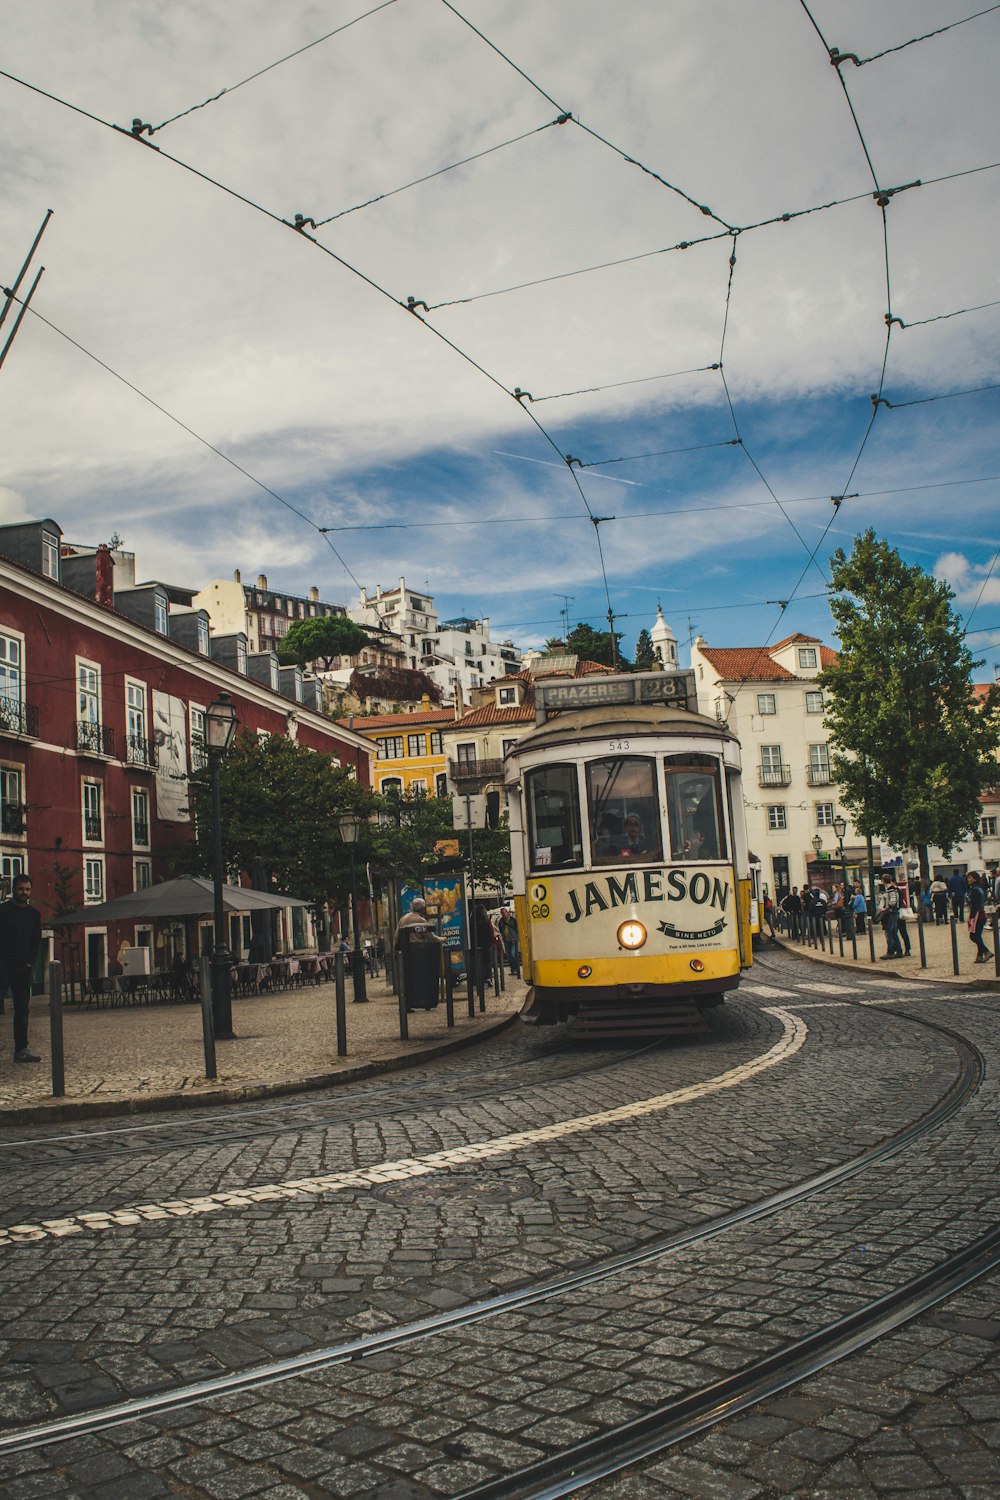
[
  {"xmin": 587, "ymin": 756, "xmax": 662, "ymax": 863},
  {"xmin": 665, "ymin": 757, "xmax": 726, "ymax": 861},
  {"xmin": 525, "ymin": 764, "xmax": 583, "ymax": 870}
]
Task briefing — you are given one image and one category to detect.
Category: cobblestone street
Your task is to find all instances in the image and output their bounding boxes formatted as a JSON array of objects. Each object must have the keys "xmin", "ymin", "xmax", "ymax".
[{"xmin": 0, "ymin": 949, "xmax": 997, "ymax": 1498}]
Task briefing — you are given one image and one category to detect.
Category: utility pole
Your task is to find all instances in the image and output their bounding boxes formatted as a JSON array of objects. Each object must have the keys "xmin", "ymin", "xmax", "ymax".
[{"xmin": 0, "ymin": 210, "xmax": 52, "ymax": 373}]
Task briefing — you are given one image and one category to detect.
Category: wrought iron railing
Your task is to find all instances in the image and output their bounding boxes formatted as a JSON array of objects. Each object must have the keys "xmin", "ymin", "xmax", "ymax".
[
  {"xmin": 449, "ymin": 757, "xmax": 504, "ymax": 782},
  {"xmin": 758, "ymin": 765, "xmax": 791, "ymax": 787},
  {"xmin": 0, "ymin": 698, "xmax": 39, "ymax": 737},
  {"xmin": 125, "ymin": 735, "xmax": 158, "ymax": 769},
  {"xmin": 77, "ymin": 720, "xmax": 115, "ymax": 756},
  {"xmin": 807, "ymin": 767, "xmax": 834, "ymax": 786},
  {"xmin": 0, "ymin": 803, "xmax": 25, "ymax": 835}
]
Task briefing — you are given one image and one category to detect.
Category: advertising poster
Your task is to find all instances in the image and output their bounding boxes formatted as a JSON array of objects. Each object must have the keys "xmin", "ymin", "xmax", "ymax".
[
  {"xmin": 152, "ymin": 690, "xmax": 190, "ymax": 822},
  {"xmin": 402, "ymin": 877, "xmax": 466, "ymax": 978}
]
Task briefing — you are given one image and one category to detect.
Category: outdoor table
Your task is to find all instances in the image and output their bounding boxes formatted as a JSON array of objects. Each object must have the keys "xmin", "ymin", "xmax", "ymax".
[{"xmin": 297, "ymin": 955, "xmax": 321, "ymax": 983}]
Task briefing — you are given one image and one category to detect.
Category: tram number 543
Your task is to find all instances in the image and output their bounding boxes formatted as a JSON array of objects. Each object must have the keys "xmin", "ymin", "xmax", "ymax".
[{"xmin": 529, "ymin": 881, "xmax": 552, "ymax": 921}]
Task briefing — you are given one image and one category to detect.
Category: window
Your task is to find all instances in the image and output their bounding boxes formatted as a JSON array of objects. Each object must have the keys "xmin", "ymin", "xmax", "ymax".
[
  {"xmin": 665, "ymin": 755, "xmax": 725, "ymax": 860},
  {"xmin": 82, "ymin": 780, "xmax": 103, "ymax": 843},
  {"xmin": 134, "ymin": 858, "xmax": 153, "ymax": 890},
  {"xmin": 0, "ymin": 631, "xmax": 22, "ymax": 708},
  {"xmin": 407, "ymin": 733, "xmax": 427, "ymax": 757},
  {"xmin": 197, "ymin": 618, "xmax": 210, "ymax": 656},
  {"xmin": 798, "ymin": 647, "xmax": 818, "ymax": 669},
  {"xmin": 430, "ymin": 732, "xmax": 443, "ymax": 754},
  {"xmin": 808, "ymin": 743, "xmax": 832, "ymax": 785},
  {"xmin": 767, "ymin": 805, "xmax": 787, "ymax": 831},
  {"xmin": 1, "ymin": 766, "xmax": 24, "ymax": 835},
  {"xmin": 1, "ymin": 852, "xmax": 26, "ymax": 897},
  {"xmin": 757, "ymin": 693, "xmax": 776, "ymax": 715},
  {"xmin": 502, "ymin": 738, "xmax": 519, "ymax": 757},
  {"xmin": 126, "ymin": 679, "xmax": 147, "ymax": 750},
  {"xmin": 588, "ymin": 756, "xmax": 663, "ymax": 864},
  {"xmin": 236, "ymin": 640, "xmax": 247, "ymax": 673},
  {"xmin": 377, "ymin": 736, "xmax": 404, "ymax": 760},
  {"xmin": 498, "ymin": 686, "xmax": 517, "ymax": 705},
  {"xmin": 457, "ymin": 742, "xmax": 476, "ymax": 765},
  {"xmin": 78, "ymin": 662, "xmax": 100, "ymax": 725},
  {"xmin": 816, "ymin": 803, "xmax": 835, "ymax": 826},
  {"xmin": 526, "ymin": 763, "xmax": 583, "ymax": 870},
  {"xmin": 982, "ymin": 816, "xmax": 998, "ymax": 837},
  {"xmin": 435, "ymin": 772, "xmax": 448, "ymax": 797},
  {"xmin": 154, "ymin": 594, "xmax": 168, "ymax": 635},
  {"xmin": 806, "ymin": 690, "xmax": 825, "ymax": 713},
  {"xmin": 189, "ymin": 705, "xmax": 207, "ymax": 771},
  {"xmin": 410, "ymin": 779, "xmax": 427, "ymax": 794},
  {"xmin": 760, "ymin": 744, "xmax": 786, "ymax": 786},
  {"xmin": 41, "ymin": 529, "xmax": 60, "ymax": 580},
  {"xmin": 131, "ymin": 786, "xmax": 150, "ymax": 848},
  {"xmin": 84, "ymin": 855, "xmax": 105, "ymax": 903},
  {"xmin": 379, "ymin": 776, "xmax": 403, "ymax": 796}
]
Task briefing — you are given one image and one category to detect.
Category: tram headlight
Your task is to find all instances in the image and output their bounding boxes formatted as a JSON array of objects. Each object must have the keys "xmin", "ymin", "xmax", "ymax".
[
  {"xmin": 577, "ymin": 964, "xmax": 593, "ymax": 978},
  {"xmin": 689, "ymin": 958, "xmax": 705, "ymax": 972},
  {"xmin": 617, "ymin": 919, "xmax": 647, "ymax": 950}
]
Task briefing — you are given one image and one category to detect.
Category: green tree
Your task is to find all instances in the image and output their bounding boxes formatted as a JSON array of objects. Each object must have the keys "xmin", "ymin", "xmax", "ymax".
[
  {"xmin": 820, "ymin": 530, "xmax": 1000, "ymax": 877},
  {"xmin": 634, "ymin": 627, "xmax": 655, "ymax": 670},
  {"xmin": 277, "ymin": 615, "xmax": 372, "ymax": 669},
  {"xmin": 369, "ymin": 789, "xmax": 511, "ymax": 891},
  {"xmin": 184, "ymin": 731, "xmax": 374, "ymax": 917},
  {"xmin": 564, "ymin": 621, "xmax": 630, "ymax": 670}
]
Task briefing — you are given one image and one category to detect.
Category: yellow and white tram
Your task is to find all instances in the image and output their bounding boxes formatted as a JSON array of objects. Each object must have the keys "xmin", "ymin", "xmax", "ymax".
[{"xmin": 505, "ymin": 671, "xmax": 753, "ymax": 1034}]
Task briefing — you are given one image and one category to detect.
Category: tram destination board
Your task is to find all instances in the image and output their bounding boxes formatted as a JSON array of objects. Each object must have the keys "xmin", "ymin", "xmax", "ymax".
[{"xmin": 535, "ymin": 669, "xmax": 696, "ymax": 723}]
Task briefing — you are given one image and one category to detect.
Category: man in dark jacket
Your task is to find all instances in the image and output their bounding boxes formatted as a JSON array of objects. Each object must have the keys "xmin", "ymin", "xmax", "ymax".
[
  {"xmin": 947, "ymin": 868, "xmax": 966, "ymax": 921},
  {"xmin": 0, "ymin": 873, "xmax": 43, "ymax": 1062}
]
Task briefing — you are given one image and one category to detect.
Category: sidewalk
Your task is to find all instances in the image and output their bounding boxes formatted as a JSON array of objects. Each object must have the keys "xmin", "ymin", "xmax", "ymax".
[
  {"xmin": 0, "ymin": 975, "xmax": 525, "ymax": 1124},
  {"xmin": 769, "ymin": 915, "xmax": 1000, "ymax": 988}
]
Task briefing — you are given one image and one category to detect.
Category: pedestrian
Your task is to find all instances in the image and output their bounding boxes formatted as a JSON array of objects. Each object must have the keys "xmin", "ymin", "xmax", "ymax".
[
  {"xmin": 781, "ymin": 886, "xmax": 802, "ymax": 939},
  {"xmin": 498, "ymin": 906, "xmax": 520, "ymax": 970},
  {"xmin": 966, "ymin": 871, "xmax": 993, "ymax": 964},
  {"xmin": 0, "ymin": 873, "xmax": 43, "ymax": 1062},
  {"xmin": 930, "ymin": 876, "xmax": 948, "ymax": 924},
  {"xmin": 851, "ymin": 883, "xmax": 867, "ymax": 935},
  {"xmin": 897, "ymin": 894, "xmax": 912, "ymax": 957},
  {"xmin": 762, "ymin": 888, "xmax": 777, "ymax": 942},
  {"xmin": 878, "ymin": 874, "xmax": 904, "ymax": 960},
  {"xmin": 947, "ymin": 867, "xmax": 966, "ymax": 921},
  {"xmin": 919, "ymin": 879, "xmax": 933, "ymax": 926},
  {"xmin": 392, "ymin": 897, "xmax": 443, "ymax": 951}
]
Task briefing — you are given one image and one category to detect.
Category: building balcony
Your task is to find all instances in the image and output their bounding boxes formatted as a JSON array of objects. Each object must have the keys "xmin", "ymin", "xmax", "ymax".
[
  {"xmin": 77, "ymin": 720, "xmax": 116, "ymax": 758},
  {"xmin": 807, "ymin": 768, "xmax": 834, "ymax": 786},
  {"xmin": 449, "ymin": 757, "xmax": 505, "ymax": 784},
  {"xmin": 0, "ymin": 698, "xmax": 39, "ymax": 739},
  {"xmin": 84, "ymin": 815, "xmax": 103, "ymax": 842},
  {"xmin": 125, "ymin": 735, "xmax": 158, "ymax": 769},
  {"xmin": 0, "ymin": 803, "xmax": 26, "ymax": 836},
  {"xmin": 758, "ymin": 765, "xmax": 792, "ymax": 787}
]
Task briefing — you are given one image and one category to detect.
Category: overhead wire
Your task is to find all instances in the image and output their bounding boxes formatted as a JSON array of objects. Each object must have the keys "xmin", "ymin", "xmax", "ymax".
[
  {"xmin": 148, "ymin": 0, "xmax": 402, "ymax": 133},
  {"xmin": 523, "ymin": 364, "xmax": 721, "ymax": 404},
  {"xmin": 962, "ymin": 548, "xmax": 1000, "ymax": 635},
  {"xmin": 895, "ymin": 297, "xmax": 1000, "ymax": 329},
  {"xmin": 875, "ymin": 381, "xmax": 1000, "ymax": 410},
  {"xmin": 839, "ymin": 4, "xmax": 1000, "ymax": 67}
]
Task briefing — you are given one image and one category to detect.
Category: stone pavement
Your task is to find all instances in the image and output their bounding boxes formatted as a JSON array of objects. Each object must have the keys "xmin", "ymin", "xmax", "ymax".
[
  {"xmin": 771, "ymin": 914, "xmax": 1000, "ymax": 988},
  {"xmin": 0, "ymin": 974, "xmax": 523, "ymax": 1123}
]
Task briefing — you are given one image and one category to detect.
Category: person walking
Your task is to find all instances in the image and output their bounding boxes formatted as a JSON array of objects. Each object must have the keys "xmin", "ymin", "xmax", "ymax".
[
  {"xmin": 879, "ymin": 874, "xmax": 904, "ymax": 960},
  {"xmin": 781, "ymin": 886, "xmax": 802, "ymax": 939},
  {"xmin": 851, "ymin": 884, "xmax": 867, "ymax": 935},
  {"xmin": 966, "ymin": 871, "xmax": 992, "ymax": 964},
  {"xmin": 0, "ymin": 873, "xmax": 43, "ymax": 1062},
  {"xmin": 930, "ymin": 876, "xmax": 948, "ymax": 924},
  {"xmin": 763, "ymin": 888, "xmax": 777, "ymax": 942},
  {"xmin": 947, "ymin": 868, "xmax": 966, "ymax": 921}
]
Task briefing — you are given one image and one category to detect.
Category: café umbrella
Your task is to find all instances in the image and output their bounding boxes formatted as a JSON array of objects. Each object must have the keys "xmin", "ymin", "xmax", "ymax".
[{"xmin": 53, "ymin": 874, "xmax": 311, "ymax": 925}]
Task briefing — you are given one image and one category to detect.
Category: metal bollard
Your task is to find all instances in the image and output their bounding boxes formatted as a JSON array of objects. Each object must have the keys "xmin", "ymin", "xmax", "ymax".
[
  {"xmin": 393, "ymin": 945, "xmax": 408, "ymax": 1042},
  {"xmin": 334, "ymin": 951, "xmax": 348, "ymax": 1055},
  {"xmin": 950, "ymin": 917, "xmax": 960, "ymax": 976},
  {"xmin": 837, "ymin": 919, "xmax": 844, "ymax": 957},
  {"xmin": 48, "ymin": 959, "xmax": 65, "ymax": 1097},
  {"xmin": 917, "ymin": 917, "xmax": 927, "ymax": 970},
  {"xmin": 442, "ymin": 947, "xmax": 454, "ymax": 1028},
  {"xmin": 198, "ymin": 955, "xmax": 217, "ymax": 1081},
  {"xmin": 867, "ymin": 913, "xmax": 877, "ymax": 964},
  {"xmin": 850, "ymin": 923, "xmax": 858, "ymax": 961},
  {"xmin": 994, "ymin": 911, "xmax": 1000, "ymax": 978},
  {"xmin": 466, "ymin": 948, "xmax": 476, "ymax": 1018}
]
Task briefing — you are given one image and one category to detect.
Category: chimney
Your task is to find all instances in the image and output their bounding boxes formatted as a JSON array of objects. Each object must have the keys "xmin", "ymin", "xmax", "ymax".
[
  {"xmin": 257, "ymin": 574, "xmax": 267, "ymax": 590},
  {"xmin": 94, "ymin": 543, "xmax": 114, "ymax": 608},
  {"xmin": 309, "ymin": 585, "xmax": 319, "ymax": 602},
  {"xmin": 421, "ymin": 694, "xmax": 430, "ymax": 712},
  {"xmin": 234, "ymin": 568, "xmax": 241, "ymax": 583}
]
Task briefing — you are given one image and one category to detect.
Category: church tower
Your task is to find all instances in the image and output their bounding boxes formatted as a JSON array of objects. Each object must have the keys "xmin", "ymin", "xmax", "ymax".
[{"xmin": 650, "ymin": 603, "xmax": 678, "ymax": 670}]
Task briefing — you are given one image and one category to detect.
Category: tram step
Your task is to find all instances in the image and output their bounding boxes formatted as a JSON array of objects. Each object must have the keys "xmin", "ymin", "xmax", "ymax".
[{"xmin": 568, "ymin": 1002, "xmax": 709, "ymax": 1039}]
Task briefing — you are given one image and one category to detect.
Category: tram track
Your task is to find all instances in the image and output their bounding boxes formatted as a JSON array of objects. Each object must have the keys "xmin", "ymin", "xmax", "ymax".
[{"xmin": 0, "ymin": 995, "xmax": 982, "ymax": 1458}]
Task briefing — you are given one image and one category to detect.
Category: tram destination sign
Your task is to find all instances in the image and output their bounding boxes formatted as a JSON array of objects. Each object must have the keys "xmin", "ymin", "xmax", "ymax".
[{"xmin": 535, "ymin": 669, "xmax": 696, "ymax": 723}]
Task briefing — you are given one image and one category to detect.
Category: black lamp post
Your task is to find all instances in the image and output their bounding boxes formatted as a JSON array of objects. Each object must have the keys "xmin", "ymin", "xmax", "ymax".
[
  {"xmin": 338, "ymin": 811, "xmax": 368, "ymax": 1003},
  {"xmin": 206, "ymin": 692, "xmax": 238, "ymax": 1039}
]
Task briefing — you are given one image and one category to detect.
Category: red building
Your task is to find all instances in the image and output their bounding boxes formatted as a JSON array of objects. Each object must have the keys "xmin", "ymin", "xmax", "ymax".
[{"xmin": 0, "ymin": 519, "xmax": 373, "ymax": 983}]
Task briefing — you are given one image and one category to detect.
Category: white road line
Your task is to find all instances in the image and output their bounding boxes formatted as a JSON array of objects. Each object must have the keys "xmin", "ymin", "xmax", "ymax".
[{"xmin": 0, "ymin": 1009, "xmax": 806, "ymax": 1249}]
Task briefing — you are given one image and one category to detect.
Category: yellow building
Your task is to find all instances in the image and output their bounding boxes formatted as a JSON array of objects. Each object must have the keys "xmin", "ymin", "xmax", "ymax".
[{"xmin": 347, "ymin": 705, "xmax": 456, "ymax": 797}]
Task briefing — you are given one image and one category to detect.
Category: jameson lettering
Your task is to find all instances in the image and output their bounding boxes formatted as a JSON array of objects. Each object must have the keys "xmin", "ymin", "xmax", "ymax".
[{"xmin": 564, "ymin": 870, "xmax": 731, "ymax": 924}]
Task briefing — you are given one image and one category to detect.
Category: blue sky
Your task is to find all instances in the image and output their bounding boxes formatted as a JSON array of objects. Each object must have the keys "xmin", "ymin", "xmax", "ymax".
[{"xmin": 1, "ymin": 0, "xmax": 998, "ymax": 671}]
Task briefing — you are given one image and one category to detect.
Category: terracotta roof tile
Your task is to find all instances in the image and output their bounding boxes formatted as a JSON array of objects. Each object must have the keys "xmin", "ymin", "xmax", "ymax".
[
  {"xmin": 448, "ymin": 702, "xmax": 536, "ymax": 728},
  {"xmin": 339, "ymin": 708, "xmax": 455, "ymax": 730},
  {"xmin": 698, "ymin": 647, "xmax": 797, "ymax": 682},
  {"xmin": 770, "ymin": 632, "xmax": 821, "ymax": 650}
]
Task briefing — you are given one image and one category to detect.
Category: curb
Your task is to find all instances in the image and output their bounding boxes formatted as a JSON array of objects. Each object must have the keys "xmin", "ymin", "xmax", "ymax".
[
  {"xmin": 770, "ymin": 938, "xmax": 1000, "ymax": 991},
  {"xmin": 0, "ymin": 1008, "xmax": 521, "ymax": 1126}
]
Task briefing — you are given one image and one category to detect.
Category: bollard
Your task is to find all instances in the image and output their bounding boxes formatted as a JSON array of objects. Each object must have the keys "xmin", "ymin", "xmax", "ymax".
[
  {"xmin": 334, "ymin": 951, "xmax": 348, "ymax": 1056},
  {"xmin": 917, "ymin": 917, "xmax": 927, "ymax": 970},
  {"xmin": 465, "ymin": 948, "xmax": 476, "ymax": 1018},
  {"xmin": 867, "ymin": 913, "xmax": 877, "ymax": 964},
  {"xmin": 394, "ymin": 945, "xmax": 409, "ymax": 1042},
  {"xmin": 497, "ymin": 945, "xmax": 506, "ymax": 993},
  {"xmin": 198, "ymin": 955, "xmax": 217, "ymax": 1081},
  {"xmin": 850, "ymin": 923, "xmax": 858, "ymax": 961},
  {"xmin": 48, "ymin": 959, "xmax": 65, "ymax": 1097},
  {"xmin": 994, "ymin": 911, "xmax": 1000, "ymax": 978},
  {"xmin": 492, "ymin": 947, "xmax": 501, "ymax": 995},
  {"xmin": 837, "ymin": 919, "xmax": 844, "ymax": 958},
  {"xmin": 478, "ymin": 948, "xmax": 486, "ymax": 1013},
  {"xmin": 828, "ymin": 919, "xmax": 835, "ymax": 956},
  {"xmin": 950, "ymin": 916, "xmax": 960, "ymax": 976},
  {"xmin": 442, "ymin": 947, "xmax": 454, "ymax": 1028}
]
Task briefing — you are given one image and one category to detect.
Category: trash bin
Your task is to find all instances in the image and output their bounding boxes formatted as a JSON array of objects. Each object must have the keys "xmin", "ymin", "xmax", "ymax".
[{"xmin": 399, "ymin": 928, "xmax": 440, "ymax": 1011}]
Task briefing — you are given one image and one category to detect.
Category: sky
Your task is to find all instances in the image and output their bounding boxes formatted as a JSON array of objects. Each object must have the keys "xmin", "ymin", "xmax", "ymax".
[{"xmin": 1, "ymin": 0, "xmax": 998, "ymax": 671}]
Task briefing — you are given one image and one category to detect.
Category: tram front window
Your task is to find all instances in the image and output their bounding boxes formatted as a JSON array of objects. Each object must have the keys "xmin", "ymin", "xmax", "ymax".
[
  {"xmin": 665, "ymin": 758, "xmax": 725, "ymax": 861},
  {"xmin": 525, "ymin": 764, "xmax": 583, "ymax": 869},
  {"xmin": 587, "ymin": 756, "xmax": 662, "ymax": 863}
]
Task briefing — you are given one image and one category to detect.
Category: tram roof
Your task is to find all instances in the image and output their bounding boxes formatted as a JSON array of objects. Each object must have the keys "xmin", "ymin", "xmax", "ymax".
[{"xmin": 509, "ymin": 702, "xmax": 738, "ymax": 756}]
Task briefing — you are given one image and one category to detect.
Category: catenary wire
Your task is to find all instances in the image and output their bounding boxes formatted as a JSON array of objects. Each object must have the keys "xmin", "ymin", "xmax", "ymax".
[
  {"xmin": 877, "ymin": 381, "xmax": 1000, "ymax": 410},
  {"xmin": 524, "ymin": 364, "xmax": 721, "ymax": 403},
  {"xmin": 313, "ymin": 114, "xmax": 571, "ymax": 225},
  {"xmin": 149, "ymin": 0, "xmax": 402, "ymax": 132},
  {"xmin": 437, "ymin": 0, "xmax": 732, "ymax": 229},
  {"xmin": 897, "ymin": 298, "xmax": 1000, "ymax": 329},
  {"xmin": 962, "ymin": 548, "xmax": 1000, "ymax": 635},
  {"xmin": 847, "ymin": 4, "xmax": 1000, "ymax": 67}
]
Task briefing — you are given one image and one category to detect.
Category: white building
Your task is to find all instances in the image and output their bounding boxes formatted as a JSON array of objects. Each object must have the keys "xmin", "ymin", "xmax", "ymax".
[
  {"xmin": 350, "ymin": 578, "xmax": 521, "ymax": 706},
  {"xmin": 651, "ymin": 604, "xmax": 678, "ymax": 670}
]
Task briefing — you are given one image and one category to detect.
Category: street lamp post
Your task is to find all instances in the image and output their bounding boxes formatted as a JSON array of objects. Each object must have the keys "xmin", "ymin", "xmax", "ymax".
[
  {"xmin": 206, "ymin": 692, "xmax": 238, "ymax": 1039},
  {"xmin": 833, "ymin": 814, "xmax": 852, "ymax": 936},
  {"xmin": 338, "ymin": 811, "xmax": 368, "ymax": 1004}
]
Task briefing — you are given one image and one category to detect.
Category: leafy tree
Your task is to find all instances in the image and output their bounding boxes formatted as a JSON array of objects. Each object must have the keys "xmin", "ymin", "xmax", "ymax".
[
  {"xmin": 277, "ymin": 615, "xmax": 372, "ymax": 669},
  {"xmin": 369, "ymin": 789, "xmax": 511, "ymax": 891},
  {"xmin": 349, "ymin": 666, "xmax": 442, "ymax": 706},
  {"xmin": 634, "ymin": 627, "xmax": 655, "ymax": 671},
  {"xmin": 184, "ymin": 731, "xmax": 374, "ymax": 918},
  {"xmin": 564, "ymin": 621, "xmax": 630, "ymax": 670},
  {"xmin": 820, "ymin": 531, "xmax": 1000, "ymax": 877}
]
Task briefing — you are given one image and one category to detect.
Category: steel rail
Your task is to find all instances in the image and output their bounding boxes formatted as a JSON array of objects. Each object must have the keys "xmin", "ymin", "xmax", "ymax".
[
  {"xmin": 454, "ymin": 1222, "xmax": 1000, "ymax": 1500},
  {"xmin": 0, "ymin": 1009, "xmax": 980, "ymax": 1457}
]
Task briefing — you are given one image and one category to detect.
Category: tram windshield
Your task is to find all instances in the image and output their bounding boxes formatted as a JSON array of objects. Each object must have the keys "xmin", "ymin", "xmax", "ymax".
[
  {"xmin": 525, "ymin": 763, "xmax": 583, "ymax": 869},
  {"xmin": 587, "ymin": 756, "xmax": 662, "ymax": 864},
  {"xmin": 664, "ymin": 755, "xmax": 726, "ymax": 861}
]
